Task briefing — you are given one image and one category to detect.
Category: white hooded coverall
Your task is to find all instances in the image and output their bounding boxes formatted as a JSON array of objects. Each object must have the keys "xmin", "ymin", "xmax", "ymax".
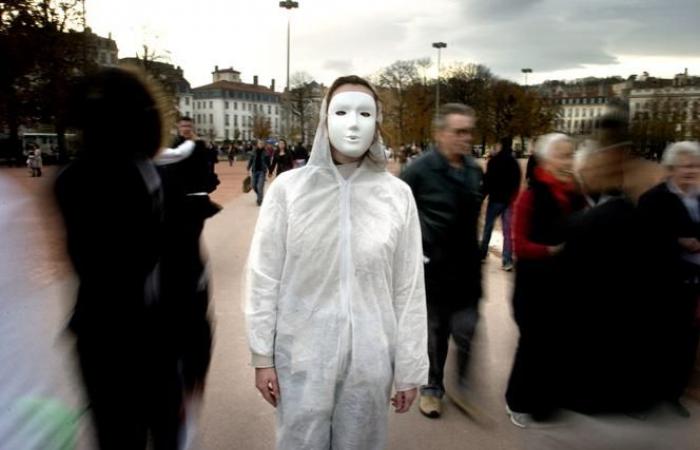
[{"xmin": 245, "ymin": 100, "xmax": 428, "ymax": 450}]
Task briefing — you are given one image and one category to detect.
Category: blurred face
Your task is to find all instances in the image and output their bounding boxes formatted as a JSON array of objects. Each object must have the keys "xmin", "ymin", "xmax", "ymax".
[
  {"xmin": 435, "ymin": 114, "xmax": 475, "ymax": 159},
  {"xmin": 543, "ymin": 140, "xmax": 575, "ymax": 182},
  {"xmin": 670, "ymin": 153, "xmax": 700, "ymax": 189},
  {"xmin": 257, "ymin": 140, "xmax": 264, "ymax": 149},
  {"xmin": 279, "ymin": 140, "xmax": 287, "ymax": 151},
  {"xmin": 328, "ymin": 84, "xmax": 377, "ymax": 161},
  {"xmin": 178, "ymin": 120, "xmax": 194, "ymax": 139},
  {"xmin": 578, "ymin": 147, "xmax": 625, "ymax": 194}
]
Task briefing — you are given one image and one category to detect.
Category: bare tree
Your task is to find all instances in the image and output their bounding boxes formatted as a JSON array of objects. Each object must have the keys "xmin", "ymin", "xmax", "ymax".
[
  {"xmin": 287, "ymin": 71, "xmax": 318, "ymax": 143},
  {"xmin": 375, "ymin": 59, "xmax": 429, "ymax": 145}
]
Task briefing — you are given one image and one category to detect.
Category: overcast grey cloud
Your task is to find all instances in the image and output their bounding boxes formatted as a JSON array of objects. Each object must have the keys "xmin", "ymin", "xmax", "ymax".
[{"xmin": 86, "ymin": 0, "xmax": 700, "ymax": 88}]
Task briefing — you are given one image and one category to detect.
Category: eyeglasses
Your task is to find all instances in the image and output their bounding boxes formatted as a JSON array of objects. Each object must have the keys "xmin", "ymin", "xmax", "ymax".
[{"xmin": 448, "ymin": 128, "xmax": 473, "ymax": 136}]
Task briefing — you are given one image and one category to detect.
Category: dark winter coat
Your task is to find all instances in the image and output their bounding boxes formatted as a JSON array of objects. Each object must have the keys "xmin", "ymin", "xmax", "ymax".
[
  {"xmin": 269, "ymin": 149, "xmax": 295, "ymax": 176},
  {"xmin": 401, "ymin": 149, "xmax": 483, "ymax": 305},
  {"xmin": 483, "ymin": 149, "xmax": 522, "ymax": 204},
  {"xmin": 247, "ymin": 148, "xmax": 270, "ymax": 173},
  {"xmin": 557, "ymin": 195, "xmax": 657, "ymax": 413},
  {"xmin": 54, "ymin": 155, "xmax": 163, "ymax": 338}
]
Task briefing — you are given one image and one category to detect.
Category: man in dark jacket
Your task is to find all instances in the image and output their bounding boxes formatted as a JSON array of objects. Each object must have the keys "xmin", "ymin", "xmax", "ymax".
[
  {"xmin": 401, "ymin": 103, "xmax": 483, "ymax": 419},
  {"xmin": 480, "ymin": 137, "xmax": 522, "ymax": 271},
  {"xmin": 247, "ymin": 139, "xmax": 270, "ymax": 206},
  {"xmin": 157, "ymin": 116, "xmax": 220, "ymax": 407}
]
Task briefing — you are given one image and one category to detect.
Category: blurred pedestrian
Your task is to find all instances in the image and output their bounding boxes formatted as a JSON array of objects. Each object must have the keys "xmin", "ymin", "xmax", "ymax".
[
  {"xmin": 227, "ymin": 144, "xmax": 235, "ymax": 166},
  {"xmin": 269, "ymin": 139, "xmax": 294, "ymax": 177},
  {"xmin": 557, "ymin": 109, "xmax": 656, "ymax": 414},
  {"xmin": 401, "ymin": 103, "xmax": 484, "ymax": 419},
  {"xmin": 54, "ymin": 67, "xmax": 186, "ymax": 449},
  {"xmin": 246, "ymin": 75, "xmax": 427, "ymax": 450},
  {"xmin": 26, "ymin": 144, "xmax": 43, "ymax": 177},
  {"xmin": 247, "ymin": 139, "xmax": 270, "ymax": 206},
  {"xmin": 638, "ymin": 140, "xmax": 700, "ymax": 417},
  {"xmin": 505, "ymin": 133, "xmax": 585, "ymax": 427},
  {"xmin": 479, "ymin": 137, "xmax": 522, "ymax": 271},
  {"xmin": 157, "ymin": 114, "xmax": 219, "ymax": 426}
]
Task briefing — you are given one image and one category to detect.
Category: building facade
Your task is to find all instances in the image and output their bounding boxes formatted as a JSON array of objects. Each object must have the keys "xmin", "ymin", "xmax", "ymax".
[
  {"xmin": 537, "ymin": 77, "xmax": 620, "ymax": 136},
  {"xmin": 187, "ymin": 67, "xmax": 281, "ymax": 142},
  {"xmin": 628, "ymin": 71, "xmax": 700, "ymax": 141}
]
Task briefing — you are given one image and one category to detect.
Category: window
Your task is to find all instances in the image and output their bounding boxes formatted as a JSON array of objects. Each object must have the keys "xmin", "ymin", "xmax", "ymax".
[
  {"xmin": 225, "ymin": 129, "xmax": 229, "ymax": 140},
  {"xmin": 234, "ymin": 115, "xmax": 238, "ymax": 126},
  {"xmin": 225, "ymin": 114, "xmax": 230, "ymax": 126},
  {"xmin": 234, "ymin": 102, "xmax": 238, "ymax": 110},
  {"xmin": 209, "ymin": 101, "xmax": 213, "ymax": 109},
  {"xmin": 185, "ymin": 97, "xmax": 190, "ymax": 106},
  {"xmin": 225, "ymin": 101, "xmax": 229, "ymax": 109},
  {"xmin": 209, "ymin": 114, "xmax": 213, "ymax": 124},
  {"xmin": 268, "ymin": 105, "xmax": 271, "ymax": 114},
  {"xmin": 275, "ymin": 106, "xmax": 279, "ymax": 115}
]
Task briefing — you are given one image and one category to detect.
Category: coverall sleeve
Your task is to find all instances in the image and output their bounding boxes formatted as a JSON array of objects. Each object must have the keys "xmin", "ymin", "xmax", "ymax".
[
  {"xmin": 154, "ymin": 140, "xmax": 195, "ymax": 166},
  {"xmin": 245, "ymin": 180, "xmax": 287, "ymax": 367},
  {"xmin": 392, "ymin": 193, "xmax": 429, "ymax": 391}
]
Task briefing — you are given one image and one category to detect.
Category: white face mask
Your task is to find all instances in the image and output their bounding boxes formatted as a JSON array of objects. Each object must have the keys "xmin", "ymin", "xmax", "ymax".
[{"xmin": 327, "ymin": 91, "xmax": 377, "ymax": 159}]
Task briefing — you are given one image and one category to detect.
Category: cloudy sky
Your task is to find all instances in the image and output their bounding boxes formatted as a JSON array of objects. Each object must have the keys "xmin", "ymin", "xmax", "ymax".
[{"xmin": 87, "ymin": 0, "xmax": 700, "ymax": 89}]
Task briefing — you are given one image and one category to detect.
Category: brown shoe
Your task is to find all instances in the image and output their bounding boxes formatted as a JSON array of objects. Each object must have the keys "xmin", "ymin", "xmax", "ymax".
[{"xmin": 419, "ymin": 395, "xmax": 442, "ymax": 418}]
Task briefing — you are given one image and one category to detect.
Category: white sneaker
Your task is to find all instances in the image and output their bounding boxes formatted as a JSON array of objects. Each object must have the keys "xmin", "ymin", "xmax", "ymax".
[{"xmin": 505, "ymin": 404, "xmax": 532, "ymax": 428}]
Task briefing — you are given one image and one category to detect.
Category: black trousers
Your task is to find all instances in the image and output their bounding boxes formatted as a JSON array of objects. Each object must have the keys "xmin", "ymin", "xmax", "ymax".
[
  {"xmin": 656, "ymin": 285, "xmax": 700, "ymax": 401},
  {"xmin": 422, "ymin": 301, "xmax": 479, "ymax": 397},
  {"xmin": 77, "ymin": 338, "xmax": 183, "ymax": 450},
  {"xmin": 161, "ymin": 210, "xmax": 213, "ymax": 390}
]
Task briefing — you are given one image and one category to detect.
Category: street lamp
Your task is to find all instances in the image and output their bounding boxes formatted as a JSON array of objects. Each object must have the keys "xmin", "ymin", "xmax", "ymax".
[
  {"xmin": 279, "ymin": 1, "xmax": 299, "ymax": 139},
  {"xmin": 521, "ymin": 68, "xmax": 533, "ymax": 86},
  {"xmin": 432, "ymin": 42, "xmax": 447, "ymax": 117},
  {"xmin": 279, "ymin": 1, "xmax": 299, "ymax": 92}
]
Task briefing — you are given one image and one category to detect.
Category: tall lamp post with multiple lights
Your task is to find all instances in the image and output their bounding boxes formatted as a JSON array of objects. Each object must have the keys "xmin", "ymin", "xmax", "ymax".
[
  {"xmin": 521, "ymin": 67, "xmax": 533, "ymax": 86},
  {"xmin": 279, "ymin": 1, "xmax": 299, "ymax": 138},
  {"xmin": 432, "ymin": 42, "xmax": 447, "ymax": 117}
]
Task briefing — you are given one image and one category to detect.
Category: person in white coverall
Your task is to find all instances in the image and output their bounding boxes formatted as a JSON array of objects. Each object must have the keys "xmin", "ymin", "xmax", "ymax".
[{"xmin": 245, "ymin": 75, "xmax": 429, "ymax": 450}]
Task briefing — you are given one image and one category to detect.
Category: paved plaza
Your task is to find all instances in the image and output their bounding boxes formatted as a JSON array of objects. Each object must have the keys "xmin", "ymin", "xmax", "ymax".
[{"xmin": 1, "ymin": 162, "xmax": 698, "ymax": 450}]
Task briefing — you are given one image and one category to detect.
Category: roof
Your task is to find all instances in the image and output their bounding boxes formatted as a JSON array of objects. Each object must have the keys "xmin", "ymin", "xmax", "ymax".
[
  {"xmin": 213, "ymin": 67, "xmax": 240, "ymax": 74},
  {"xmin": 192, "ymin": 80, "xmax": 281, "ymax": 96}
]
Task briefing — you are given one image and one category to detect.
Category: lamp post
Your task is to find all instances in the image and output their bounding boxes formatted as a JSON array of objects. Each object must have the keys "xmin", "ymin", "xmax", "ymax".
[
  {"xmin": 279, "ymin": 1, "xmax": 299, "ymax": 138},
  {"xmin": 521, "ymin": 68, "xmax": 532, "ymax": 86},
  {"xmin": 432, "ymin": 42, "xmax": 447, "ymax": 117},
  {"xmin": 279, "ymin": 1, "xmax": 299, "ymax": 92}
]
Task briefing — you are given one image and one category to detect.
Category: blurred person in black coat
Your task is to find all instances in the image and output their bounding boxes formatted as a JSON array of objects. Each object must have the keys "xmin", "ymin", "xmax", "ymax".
[
  {"xmin": 637, "ymin": 141, "xmax": 700, "ymax": 417},
  {"xmin": 54, "ymin": 67, "xmax": 185, "ymax": 449},
  {"xmin": 157, "ymin": 116, "xmax": 220, "ymax": 407},
  {"xmin": 557, "ymin": 109, "xmax": 657, "ymax": 415}
]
